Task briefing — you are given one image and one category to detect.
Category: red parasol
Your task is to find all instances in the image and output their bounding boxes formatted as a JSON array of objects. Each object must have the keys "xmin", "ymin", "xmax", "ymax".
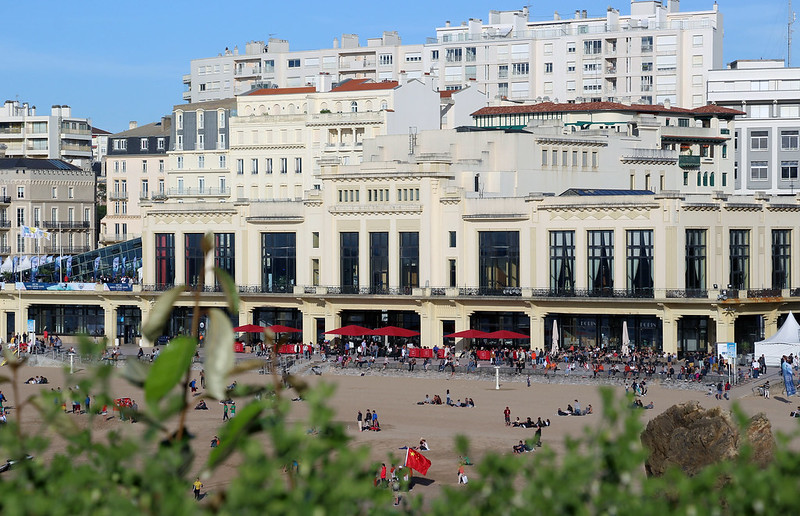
[
  {"xmin": 485, "ymin": 330, "xmax": 530, "ymax": 339},
  {"xmin": 369, "ymin": 326, "xmax": 420, "ymax": 337},
  {"xmin": 444, "ymin": 329, "xmax": 489, "ymax": 339},
  {"xmin": 323, "ymin": 325, "xmax": 372, "ymax": 336},
  {"xmin": 268, "ymin": 324, "xmax": 302, "ymax": 333},
  {"xmin": 233, "ymin": 324, "xmax": 266, "ymax": 333}
]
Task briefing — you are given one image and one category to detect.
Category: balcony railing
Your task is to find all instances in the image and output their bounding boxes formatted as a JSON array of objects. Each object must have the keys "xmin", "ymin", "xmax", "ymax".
[
  {"xmin": 167, "ymin": 187, "xmax": 230, "ymax": 197},
  {"xmin": 747, "ymin": 288, "xmax": 782, "ymax": 298},
  {"xmin": 0, "ymin": 220, "xmax": 10, "ymax": 228},
  {"xmin": 100, "ymin": 233, "xmax": 141, "ymax": 243},
  {"xmin": 0, "ymin": 245, "xmax": 10, "ymax": 254},
  {"xmin": 142, "ymin": 284, "xmax": 175, "ymax": 292},
  {"xmin": 43, "ymin": 246, "xmax": 90, "ymax": 254},
  {"xmin": 109, "ymin": 192, "xmax": 128, "ymax": 201},
  {"xmin": 0, "ymin": 196, "xmax": 10, "ymax": 204},
  {"xmin": 665, "ymin": 289, "xmax": 708, "ymax": 299},
  {"xmin": 678, "ymin": 155, "xmax": 701, "ymax": 168},
  {"xmin": 42, "ymin": 221, "xmax": 91, "ymax": 229},
  {"xmin": 238, "ymin": 284, "xmax": 296, "ymax": 294}
]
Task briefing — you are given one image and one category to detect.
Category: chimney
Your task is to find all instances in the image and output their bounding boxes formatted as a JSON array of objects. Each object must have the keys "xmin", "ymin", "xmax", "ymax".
[
  {"xmin": 663, "ymin": 98, "xmax": 671, "ymax": 109},
  {"xmin": 554, "ymin": 11, "xmax": 560, "ymax": 20},
  {"xmin": 582, "ymin": 10, "xmax": 587, "ymax": 18},
  {"xmin": 575, "ymin": 10, "xmax": 581, "ymax": 19},
  {"xmin": 61, "ymin": 105, "xmax": 71, "ymax": 117},
  {"xmin": 399, "ymin": 70, "xmax": 407, "ymax": 84},
  {"xmin": 30, "ymin": 105, "xmax": 36, "ymax": 115},
  {"xmin": 333, "ymin": 37, "xmax": 339, "ymax": 48},
  {"xmin": 445, "ymin": 20, "xmax": 451, "ymax": 27},
  {"xmin": 129, "ymin": 121, "xmax": 138, "ymax": 130},
  {"xmin": 316, "ymin": 72, "xmax": 333, "ymax": 93}
]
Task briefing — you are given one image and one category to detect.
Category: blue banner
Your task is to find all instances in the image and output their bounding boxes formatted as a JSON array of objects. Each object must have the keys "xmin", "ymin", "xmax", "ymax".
[{"xmin": 103, "ymin": 283, "xmax": 133, "ymax": 292}]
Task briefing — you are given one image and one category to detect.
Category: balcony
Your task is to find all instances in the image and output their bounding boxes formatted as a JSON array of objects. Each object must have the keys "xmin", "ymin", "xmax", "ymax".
[
  {"xmin": 100, "ymin": 233, "xmax": 140, "ymax": 244},
  {"xmin": 151, "ymin": 192, "xmax": 168, "ymax": 201},
  {"xmin": 182, "ymin": 91, "xmax": 192, "ymax": 101},
  {"xmin": 0, "ymin": 127, "xmax": 22, "ymax": 135},
  {"xmin": 167, "ymin": 187, "xmax": 230, "ymax": 197},
  {"xmin": 678, "ymin": 155, "xmax": 701, "ymax": 168},
  {"xmin": 665, "ymin": 289, "xmax": 708, "ymax": 299},
  {"xmin": 183, "ymin": 74, "xmax": 191, "ymax": 84},
  {"xmin": 747, "ymin": 288, "xmax": 782, "ymax": 299},
  {"xmin": 109, "ymin": 191, "xmax": 128, "ymax": 201},
  {"xmin": 234, "ymin": 67, "xmax": 261, "ymax": 77},
  {"xmin": 41, "ymin": 221, "xmax": 91, "ymax": 230},
  {"xmin": 43, "ymin": 246, "xmax": 90, "ymax": 254},
  {"xmin": 338, "ymin": 60, "xmax": 376, "ymax": 70},
  {"xmin": 238, "ymin": 284, "xmax": 296, "ymax": 294},
  {"xmin": 0, "ymin": 220, "xmax": 10, "ymax": 229},
  {"xmin": 0, "ymin": 245, "xmax": 10, "ymax": 254},
  {"xmin": 0, "ymin": 196, "xmax": 10, "ymax": 205}
]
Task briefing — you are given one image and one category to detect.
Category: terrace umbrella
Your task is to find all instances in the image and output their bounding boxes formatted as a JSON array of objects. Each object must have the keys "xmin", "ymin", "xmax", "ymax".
[
  {"xmin": 268, "ymin": 325, "xmax": 302, "ymax": 334},
  {"xmin": 323, "ymin": 325, "xmax": 372, "ymax": 336},
  {"xmin": 234, "ymin": 324, "xmax": 266, "ymax": 333},
  {"xmin": 551, "ymin": 320, "xmax": 559, "ymax": 354},
  {"xmin": 444, "ymin": 330, "xmax": 489, "ymax": 339},
  {"xmin": 622, "ymin": 321, "xmax": 630, "ymax": 357},
  {"xmin": 369, "ymin": 326, "xmax": 420, "ymax": 337},
  {"xmin": 485, "ymin": 330, "xmax": 530, "ymax": 340}
]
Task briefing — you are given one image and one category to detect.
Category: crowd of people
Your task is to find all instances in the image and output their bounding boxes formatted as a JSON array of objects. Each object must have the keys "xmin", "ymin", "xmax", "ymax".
[{"xmin": 356, "ymin": 409, "xmax": 381, "ymax": 432}]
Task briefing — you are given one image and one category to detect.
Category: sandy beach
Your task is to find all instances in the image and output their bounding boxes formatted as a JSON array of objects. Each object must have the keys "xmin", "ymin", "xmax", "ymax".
[{"xmin": 3, "ymin": 359, "xmax": 798, "ymax": 500}]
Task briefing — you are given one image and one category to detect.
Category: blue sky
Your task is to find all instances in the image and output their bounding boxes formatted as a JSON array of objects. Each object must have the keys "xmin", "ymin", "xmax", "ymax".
[{"xmin": 0, "ymin": 0, "xmax": 791, "ymax": 133}]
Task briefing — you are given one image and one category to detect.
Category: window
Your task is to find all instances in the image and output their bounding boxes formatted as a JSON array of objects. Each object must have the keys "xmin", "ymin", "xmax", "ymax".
[
  {"xmin": 584, "ymin": 40, "xmax": 602, "ymax": 54},
  {"xmin": 16, "ymin": 207, "xmax": 24, "ymax": 226},
  {"xmin": 751, "ymin": 80, "xmax": 769, "ymax": 91},
  {"xmin": 51, "ymin": 187, "xmax": 57, "ymax": 199},
  {"xmin": 772, "ymin": 229, "xmax": 791, "ymax": 290},
  {"xmin": 446, "ymin": 48, "xmax": 462, "ymax": 62},
  {"xmin": 312, "ymin": 258, "xmax": 320, "ymax": 286},
  {"xmin": 113, "ymin": 139, "xmax": 127, "ymax": 151},
  {"xmin": 544, "ymin": 62, "xmax": 553, "ymax": 73},
  {"xmin": 68, "ymin": 187, "xmax": 74, "ymax": 199},
  {"xmin": 466, "ymin": 47, "xmax": 476, "ymax": 62},
  {"xmin": 750, "ymin": 130, "xmax": 768, "ymax": 150},
  {"xmin": 729, "ymin": 230, "xmax": 750, "ymax": 290},
  {"xmin": 155, "ymin": 233, "xmax": 175, "ymax": 286},
  {"xmin": 678, "ymin": 118, "xmax": 690, "ymax": 127},
  {"xmin": 159, "ymin": 159, "xmax": 164, "ymax": 172},
  {"xmin": 198, "ymin": 156, "xmax": 204, "ymax": 169},
  {"xmin": 266, "ymin": 158, "xmax": 273, "ymax": 174},
  {"xmin": 465, "ymin": 66, "xmax": 477, "ymax": 80},
  {"xmin": 236, "ymin": 159, "xmax": 244, "ymax": 175},
  {"xmin": 626, "ymin": 230, "xmax": 654, "ymax": 296},
  {"xmin": 567, "ymin": 42, "xmax": 576, "ymax": 53},
  {"xmin": 312, "ymin": 232, "xmax": 320, "ymax": 248},
  {"xmin": 549, "ymin": 231, "xmax": 575, "ymax": 293},
  {"xmin": 449, "ymin": 231, "xmax": 456, "ymax": 248},
  {"xmin": 197, "ymin": 133, "xmax": 205, "ymax": 150},
  {"xmin": 692, "ymin": 55, "xmax": 703, "ymax": 68},
  {"xmin": 251, "ymin": 158, "xmax": 258, "ymax": 174},
  {"xmin": 340, "ymin": 232, "xmax": 359, "ymax": 293},
  {"xmin": 431, "ymin": 50, "xmax": 439, "ymax": 61},
  {"xmin": 543, "ymin": 43, "xmax": 553, "ymax": 55},
  {"xmin": 512, "ymin": 63, "xmax": 529, "ymax": 76},
  {"xmin": 280, "ymin": 158, "xmax": 288, "ymax": 174},
  {"xmin": 399, "ymin": 232, "xmax": 419, "ymax": 289},
  {"xmin": 288, "ymin": 59, "xmax": 300, "ymax": 68},
  {"xmin": 449, "ymin": 259, "xmax": 457, "ymax": 287},
  {"xmin": 140, "ymin": 138, "xmax": 148, "ymax": 151},
  {"xmin": 121, "ymin": 161, "xmax": 126, "ymax": 173},
  {"xmin": 541, "ymin": 149, "xmax": 548, "ymax": 166},
  {"xmin": 176, "ymin": 156, "xmax": 183, "ymax": 169},
  {"xmin": 685, "ymin": 229, "xmax": 706, "ymax": 291},
  {"xmin": 445, "ymin": 66, "xmax": 462, "ymax": 81},
  {"xmin": 479, "ymin": 231, "xmax": 519, "ymax": 291},
  {"xmin": 567, "ymin": 62, "xmax": 576, "ymax": 73},
  {"xmin": 369, "ymin": 232, "xmax": 389, "ymax": 291},
  {"xmin": 693, "ymin": 35, "xmax": 703, "ymax": 46},
  {"xmin": 405, "ymin": 52, "xmax": 422, "ymax": 62},
  {"xmin": 141, "ymin": 179, "xmax": 149, "ymax": 198},
  {"xmin": 218, "ymin": 133, "xmax": 226, "ymax": 149},
  {"xmin": 295, "ymin": 157, "xmax": 302, "ymax": 173},
  {"xmin": 588, "ymin": 230, "xmax": 614, "ymax": 292},
  {"xmin": 219, "ymin": 155, "xmax": 226, "ymax": 169},
  {"xmin": 176, "ymin": 135, "xmax": 183, "ymax": 150},
  {"xmin": 583, "ymin": 62, "xmax": 601, "ymax": 73},
  {"xmin": 142, "ymin": 161, "xmax": 148, "ymax": 173},
  {"xmin": 260, "ymin": 233, "xmax": 296, "ymax": 293},
  {"xmin": 656, "ymin": 55, "xmax": 677, "ymax": 71},
  {"xmin": 218, "ymin": 111, "xmax": 226, "ymax": 129},
  {"xmin": 641, "ymin": 36, "xmax": 653, "ymax": 52},
  {"xmin": 83, "ymin": 207, "xmax": 90, "ymax": 222},
  {"xmin": 750, "ymin": 105, "xmax": 770, "ymax": 118},
  {"xmin": 566, "ymin": 80, "xmax": 576, "ymax": 91},
  {"xmin": 781, "ymin": 105, "xmax": 800, "ymax": 118},
  {"xmin": 642, "ymin": 61, "xmax": 653, "ymax": 72},
  {"xmin": 511, "ymin": 44, "xmax": 529, "ymax": 59},
  {"xmin": 781, "ymin": 130, "xmax": 799, "ymax": 150},
  {"xmin": 781, "ymin": 161, "xmax": 798, "ymax": 180},
  {"xmin": 750, "ymin": 161, "xmax": 768, "ymax": 180},
  {"xmin": 214, "ymin": 233, "xmax": 235, "ymax": 285},
  {"xmin": 498, "ymin": 82, "xmax": 509, "ymax": 97},
  {"xmin": 379, "ymin": 54, "xmax": 392, "ymax": 65},
  {"xmin": 498, "ymin": 65, "xmax": 508, "ymax": 79}
]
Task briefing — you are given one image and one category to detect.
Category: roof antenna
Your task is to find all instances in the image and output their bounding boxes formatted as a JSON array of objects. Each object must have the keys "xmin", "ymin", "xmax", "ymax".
[{"xmin": 790, "ymin": 0, "xmax": 797, "ymax": 66}]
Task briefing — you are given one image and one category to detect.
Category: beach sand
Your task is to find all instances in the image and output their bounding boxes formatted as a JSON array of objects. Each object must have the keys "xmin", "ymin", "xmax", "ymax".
[{"xmin": 3, "ymin": 362, "xmax": 798, "ymax": 500}]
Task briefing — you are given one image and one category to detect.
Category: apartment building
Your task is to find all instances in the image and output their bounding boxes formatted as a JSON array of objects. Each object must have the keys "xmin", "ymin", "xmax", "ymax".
[
  {"xmin": 100, "ymin": 117, "xmax": 171, "ymax": 245},
  {"xmin": 0, "ymin": 101, "xmax": 93, "ymax": 169},
  {"xmin": 0, "ymin": 151, "xmax": 96, "ymax": 258},
  {"xmin": 183, "ymin": 1, "xmax": 721, "ymax": 109},
  {"xmin": 707, "ymin": 59, "xmax": 800, "ymax": 196},
  {"xmin": 184, "ymin": 33, "xmax": 425, "ymax": 103}
]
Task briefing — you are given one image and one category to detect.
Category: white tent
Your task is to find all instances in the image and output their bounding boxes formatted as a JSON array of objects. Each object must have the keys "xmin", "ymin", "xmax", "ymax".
[{"xmin": 755, "ymin": 312, "xmax": 800, "ymax": 366}]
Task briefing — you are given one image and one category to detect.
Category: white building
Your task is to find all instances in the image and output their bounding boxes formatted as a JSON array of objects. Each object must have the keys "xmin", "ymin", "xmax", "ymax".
[
  {"xmin": 183, "ymin": 1, "xmax": 722, "ymax": 110},
  {"xmin": 707, "ymin": 59, "xmax": 800, "ymax": 196},
  {"xmin": 0, "ymin": 101, "xmax": 93, "ymax": 169}
]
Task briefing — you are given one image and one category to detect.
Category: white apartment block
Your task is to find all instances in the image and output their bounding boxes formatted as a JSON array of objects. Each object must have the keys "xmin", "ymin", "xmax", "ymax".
[
  {"xmin": 707, "ymin": 59, "xmax": 800, "ymax": 196},
  {"xmin": 0, "ymin": 101, "xmax": 93, "ymax": 169},
  {"xmin": 183, "ymin": 1, "xmax": 721, "ymax": 110}
]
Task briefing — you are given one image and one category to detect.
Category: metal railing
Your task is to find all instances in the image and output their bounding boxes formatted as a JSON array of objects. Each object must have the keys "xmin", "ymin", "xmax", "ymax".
[
  {"xmin": 42, "ymin": 221, "xmax": 91, "ymax": 229},
  {"xmin": 167, "ymin": 187, "xmax": 230, "ymax": 196},
  {"xmin": 0, "ymin": 220, "xmax": 10, "ymax": 228},
  {"xmin": 0, "ymin": 196, "xmax": 10, "ymax": 204},
  {"xmin": 747, "ymin": 288, "xmax": 782, "ymax": 298}
]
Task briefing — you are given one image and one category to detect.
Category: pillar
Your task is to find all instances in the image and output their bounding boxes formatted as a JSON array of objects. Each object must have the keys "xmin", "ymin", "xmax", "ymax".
[
  {"xmin": 763, "ymin": 309, "xmax": 780, "ymax": 340},
  {"xmin": 139, "ymin": 300, "xmax": 153, "ymax": 347},
  {"xmin": 660, "ymin": 309, "xmax": 679, "ymax": 355},
  {"xmin": 527, "ymin": 305, "xmax": 547, "ymax": 352},
  {"xmin": 715, "ymin": 307, "xmax": 737, "ymax": 344},
  {"xmin": 104, "ymin": 301, "xmax": 116, "ymax": 346}
]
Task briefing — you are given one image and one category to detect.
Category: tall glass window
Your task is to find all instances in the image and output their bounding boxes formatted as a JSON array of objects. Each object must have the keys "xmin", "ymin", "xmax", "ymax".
[
  {"xmin": 155, "ymin": 233, "xmax": 175, "ymax": 287},
  {"xmin": 626, "ymin": 230, "xmax": 654, "ymax": 296},
  {"xmin": 549, "ymin": 231, "xmax": 575, "ymax": 293},
  {"xmin": 729, "ymin": 229, "xmax": 750, "ymax": 290},
  {"xmin": 214, "ymin": 233, "xmax": 235, "ymax": 286},
  {"xmin": 370, "ymin": 232, "xmax": 389, "ymax": 293},
  {"xmin": 772, "ymin": 229, "xmax": 791, "ymax": 290},
  {"xmin": 479, "ymin": 231, "xmax": 519, "ymax": 292},
  {"xmin": 340, "ymin": 232, "xmax": 359, "ymax": 294},
  {"xmin": 184, "ymin": 233, "xmax": 204, "ymax": 287},
  {"xmin": 685, "ymin": 229, "xmax": 706, "ymax": 292},
  {"xmin": 261, "ymin": 233, "xmax": 296, "ymax": 293},
  {"xmin": 587, "ymin": 230, "xmax": 614, "ymax": 293},
  {"xmin": 399, "ymin": 232, "xmax": 419, "ymax": 291}
]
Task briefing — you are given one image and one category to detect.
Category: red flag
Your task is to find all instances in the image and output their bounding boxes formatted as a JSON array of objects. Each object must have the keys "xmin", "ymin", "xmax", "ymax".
[{"xmin": 405, "ymin": 448, "xmax": 431, "ymax": 475}]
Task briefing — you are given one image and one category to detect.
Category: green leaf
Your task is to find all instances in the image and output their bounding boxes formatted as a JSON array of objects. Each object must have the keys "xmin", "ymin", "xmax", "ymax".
[
  {"xmin": 141, "ymin": 286, "xmax": 186, "ymax": 342},
  {"xmin": 122, "ymin": 359, "xmax": 150, "ymax": 388},
  {"xmin": 143, "ymin": 336, "xmax": 197, "ymax": 406},
  {"xmin": 214, "ymin": 267, "xmax": 239, "ymax": 314},
  {"xmin": 207, "ymin": 400, "xmax": 265, "ymax": 470},
  {"xmin": 203, "ymin": 308, "xmax": 235, "ymax": 400}
]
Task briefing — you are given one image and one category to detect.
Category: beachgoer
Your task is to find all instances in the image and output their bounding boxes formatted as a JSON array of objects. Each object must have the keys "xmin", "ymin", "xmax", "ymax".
[
  {"xmin": 192, "ymin": 478, "xmax": 203, "ymax": 500},
  {"xmin": 504, "ymin": 406, "xmax": 511, "ymax": 426},
  {"xmin": 357, "ymin": 410, "xmax": 363, "ymax": 432}
]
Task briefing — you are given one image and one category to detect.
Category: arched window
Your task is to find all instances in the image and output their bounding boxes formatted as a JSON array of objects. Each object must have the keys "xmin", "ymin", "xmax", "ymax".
[
  {"xmin": 702, "ymin": 172, "xmax": 708, "ymax": 186},
  {"xmin": 350, "ymin": 101, "xmax": 358, "ymax": 113},
  {"xmin": 696, "ymin": 172, "xmax": 701, "ymax": 186},
  {"xmin": 380, "ymin": 100, "xmax": 388, "ymax": 110},
  {"xmin": 709, "ymin": 172, "xmax": 715, "ymax": 186}
]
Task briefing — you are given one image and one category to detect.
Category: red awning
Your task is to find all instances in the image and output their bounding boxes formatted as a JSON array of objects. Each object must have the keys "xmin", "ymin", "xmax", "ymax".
[
  {"xmin": 323, "ymin": 325, "xmax": 372, "ymax": 336},
  {"xmin": 369, "ymin": 326, "xmax": 420, "ymax": 337},
  {"xmin": 485, "ymin": 330, "xmax": 530, "ymax": 340},
  {"xmin": 233, "ymin": 324, "xmax": 266, "ymax": 333},
  {"xmin": 268, "ymin": 324, "xmax": 302, "ymax": 333},
  {"xmin": 444, "ymin": 330, "xmax": 489, "ymax": 339}
]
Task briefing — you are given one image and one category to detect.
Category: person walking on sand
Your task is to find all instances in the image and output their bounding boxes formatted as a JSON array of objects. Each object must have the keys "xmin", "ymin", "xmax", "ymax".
[
  {"xmin": 229, "ymin": 401, "xmax": 236, "ymax": 419},
  {"xmin": 504, "ymin": 406, "xmax": 511, "ymax": 426},
  {"xmin": 200, "ymin": 370, "xmax": 206, "ymax": 390},
  {"xmin": 223, "ymin": 402, "xmax": 229, "ymax": 421},
  {"xmin": 192, "ymin": 477, "xmax": 203, "ymax": 500}
]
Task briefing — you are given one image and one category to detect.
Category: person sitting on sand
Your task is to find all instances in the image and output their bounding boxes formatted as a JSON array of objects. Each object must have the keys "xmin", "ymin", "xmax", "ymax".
[
  {"xmin": 210, "ymin": 436, "xmax": 219, "ymax": 448},
  {"xmin": 419, "ymin": 439, "xmax": 429, "ymax": 451},
  {"xmin": 512, "ymin": 417, "xmax": 522, "ymax": 427},
  {"xmin": 536, "ymin": 417, "xmax": 544, "ymax": 428},
  {"xmin": 583, "ymin": 404, "xmax": 593, "ymax": 415},
  {"xmin": 525, "ymin": 417, "xmax": 534, "ymax": 428},
  {"xmin": 195, "ymin": 400, "xmax": 208, "ymax": 410},
  {"xmin": 566, "ymin": 404, "xmax": 574, "ymax": 414},
  {"xmin": 423, "ymin": 394, "xmax": 431, "ymax": 404},
  {"xmin": 557, "ymin": 407, "xmax": 571, "ymax": 416},
  {"xmin": 433, "ymin": 395, "xmax": 442, "ymax": 405},
  {"xmin": 644, "ymin": 401, "xmax": 654, "ymax": 409},
  {"xmin": 467, "ymin": 398, "xmax": 475, "ymax": 407},
  {"xmin": 791, "ymin": 406, "xmax": 800, "ymax": 417}
]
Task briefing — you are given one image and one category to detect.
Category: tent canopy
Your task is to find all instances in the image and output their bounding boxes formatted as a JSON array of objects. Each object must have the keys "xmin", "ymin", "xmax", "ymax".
[{"xmin": 755, "ymin": 312, "xmax": 800, "ymax": 366}]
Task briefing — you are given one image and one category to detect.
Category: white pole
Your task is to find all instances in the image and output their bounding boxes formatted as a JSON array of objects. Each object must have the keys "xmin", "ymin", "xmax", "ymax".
[
  {"xmin": 495, "ymin": 366, "xmax": 500, "ymax": 390},
  {"xmin": 69, "ymin": 353, "xmax": 74, "ymax": 374}
]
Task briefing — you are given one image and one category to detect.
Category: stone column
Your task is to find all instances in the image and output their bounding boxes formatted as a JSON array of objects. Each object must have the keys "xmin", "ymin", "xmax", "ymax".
[
  {"xmin": 763, "ymin": 309, "xmax": 779, "ymax": 340},
  {"xmin": 104, "ymin": 301, "xmax": 116, "ymax": 346},
  {"xmin": 660, "ymin": 309, "xmax": 679, "ymax": 355},
  {"xmin": 527, "ymin": 304, "xmax": 547, "ymax": 352},
  {"xmin": 715, "ymin": 307, "xmax": 738, "ymax": 344}
]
